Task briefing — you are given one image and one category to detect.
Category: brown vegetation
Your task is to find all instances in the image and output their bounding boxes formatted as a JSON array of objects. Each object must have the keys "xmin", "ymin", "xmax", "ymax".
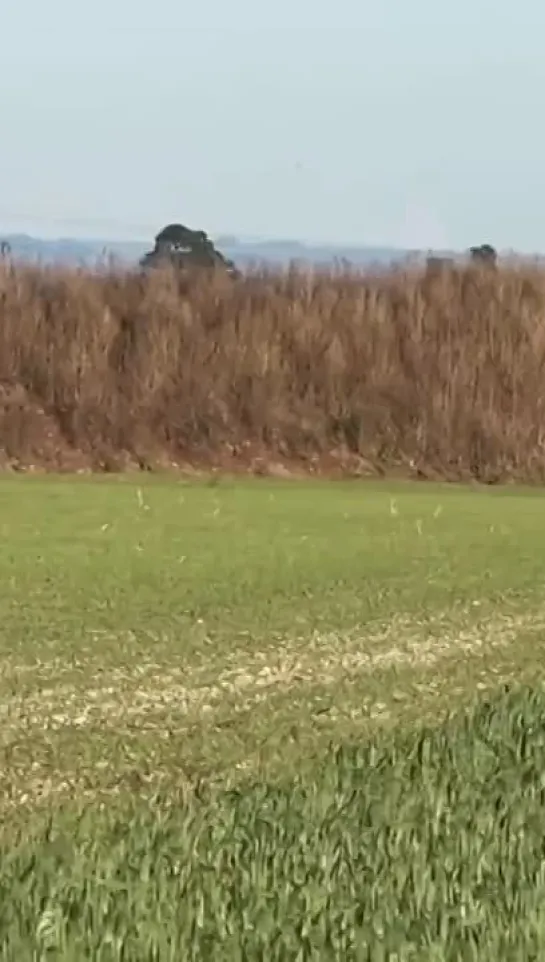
[{"xmin": 1, "ymin": 258, "xmax": 545, "ymax": 480}]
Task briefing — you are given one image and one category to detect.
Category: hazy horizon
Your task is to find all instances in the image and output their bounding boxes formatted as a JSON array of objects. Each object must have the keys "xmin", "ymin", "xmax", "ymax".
[{"xmin": 0, "ymin": 225, "xmax": 419, "ymax": 252}]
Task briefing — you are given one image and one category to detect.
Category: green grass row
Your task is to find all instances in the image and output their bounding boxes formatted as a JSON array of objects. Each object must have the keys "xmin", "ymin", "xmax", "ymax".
[{"xmin": 1, "ymin": 685, "xmax": 545, "ymax": 960}]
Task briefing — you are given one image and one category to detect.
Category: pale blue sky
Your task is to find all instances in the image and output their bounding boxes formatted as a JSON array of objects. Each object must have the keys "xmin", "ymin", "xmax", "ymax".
[{"xmin": 2, "ymin": 0, "xmax": 545, "ymax": 250}]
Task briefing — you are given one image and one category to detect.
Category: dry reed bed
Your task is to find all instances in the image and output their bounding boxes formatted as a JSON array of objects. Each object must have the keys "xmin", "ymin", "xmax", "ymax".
[{"xmin": 1, "ymin": 259, "xmax": 545, "ymax": 479}]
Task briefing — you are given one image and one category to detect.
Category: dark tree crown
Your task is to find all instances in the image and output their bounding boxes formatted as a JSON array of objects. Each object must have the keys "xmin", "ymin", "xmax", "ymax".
[{"xmin": 140, "ymin": 222, "xmax": 239, "ymax": 276}]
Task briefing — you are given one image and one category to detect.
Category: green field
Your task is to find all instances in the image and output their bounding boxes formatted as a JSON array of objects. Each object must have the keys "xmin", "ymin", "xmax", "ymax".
[{"xmin": 2, "ymin": 476, "xmax": 545, "ymax": 957}]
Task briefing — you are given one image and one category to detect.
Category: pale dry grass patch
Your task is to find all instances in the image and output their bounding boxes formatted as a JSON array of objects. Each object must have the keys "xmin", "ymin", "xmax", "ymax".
[{"xmin": 1, "ymin": 600, "xmax": 543, "ymax": 740}]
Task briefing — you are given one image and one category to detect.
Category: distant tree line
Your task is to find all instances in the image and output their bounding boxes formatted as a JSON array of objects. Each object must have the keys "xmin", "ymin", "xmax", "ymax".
[
  {"xmin": 0, "ymin": 226, "xmax": 499, "ymax": 277},
  {"xmin": 426, "ymin": 244, "xmax": 498, "ymax": 274}
]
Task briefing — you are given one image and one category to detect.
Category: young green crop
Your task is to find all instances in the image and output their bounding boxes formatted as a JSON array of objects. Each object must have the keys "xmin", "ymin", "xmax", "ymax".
[
  {"xmin": 1, "ymin": 685, "xmax": 545, "ymax": 959},
  {"xmin": 1, "ymin": 476, "xmax": 545, "ymax": 958}
]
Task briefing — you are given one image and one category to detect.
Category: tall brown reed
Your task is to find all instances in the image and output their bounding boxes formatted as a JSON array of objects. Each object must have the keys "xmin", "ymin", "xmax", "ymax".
[{"xmin": 1, "ymin": 259, "xmax": 545, "ymax": 479}]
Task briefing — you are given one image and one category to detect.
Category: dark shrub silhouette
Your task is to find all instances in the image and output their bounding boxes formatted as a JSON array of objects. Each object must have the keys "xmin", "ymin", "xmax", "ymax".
[
  {"xmin": 140, "ymin": 223, "xmax": 239, "ymax": 277},
  {"xmin": 469, "ymin": 244, "xmax": 497, "ymax": 268}
]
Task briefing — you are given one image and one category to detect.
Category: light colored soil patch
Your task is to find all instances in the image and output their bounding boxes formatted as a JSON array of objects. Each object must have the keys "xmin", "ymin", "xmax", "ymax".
[{"xmin": 1, "ymin": 601, "xmax": 543, "ymax": 739}]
